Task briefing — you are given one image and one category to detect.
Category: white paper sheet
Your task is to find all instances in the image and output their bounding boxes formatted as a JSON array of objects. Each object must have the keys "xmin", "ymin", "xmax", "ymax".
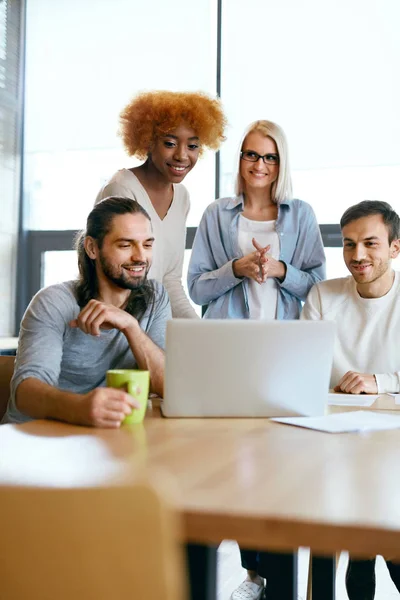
[
  {"xmin": 328, "ymin": 392, "xmax": 400, "ymax": 406},
  {"xmin": 328, "ymin": 392, "xmax": 379, "ymax": 407},
  {"xmin": 271, "ymin": 410, "xmax": 400, "ymax": 433}
]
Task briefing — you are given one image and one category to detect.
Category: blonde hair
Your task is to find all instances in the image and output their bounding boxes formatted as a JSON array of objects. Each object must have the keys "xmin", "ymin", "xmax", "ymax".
[{"xmin": 234, "ymin": 120, "xmax": 293, "ymax": 203}]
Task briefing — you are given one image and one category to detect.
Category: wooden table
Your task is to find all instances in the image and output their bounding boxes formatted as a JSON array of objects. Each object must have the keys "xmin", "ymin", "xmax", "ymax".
[{"xmin": 2, "ymin": 401, "xmax": 400, "ymax": 598}]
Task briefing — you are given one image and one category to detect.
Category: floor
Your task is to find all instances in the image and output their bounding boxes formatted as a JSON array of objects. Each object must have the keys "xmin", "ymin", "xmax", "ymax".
[{"xmin": 217, "ymin": 541, "xmax": 400, "ymax": 599}]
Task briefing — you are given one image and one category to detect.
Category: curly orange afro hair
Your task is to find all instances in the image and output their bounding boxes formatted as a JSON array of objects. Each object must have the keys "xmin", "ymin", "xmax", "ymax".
[{"xmin": 119, "ymin": 90, "xmax": 227, "ymax": 159}]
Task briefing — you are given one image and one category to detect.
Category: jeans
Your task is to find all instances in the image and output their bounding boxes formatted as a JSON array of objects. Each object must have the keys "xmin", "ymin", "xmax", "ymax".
[
  {"xmin": 240, "ymin": 548, "xmax": 297, "ymax": 600},
  {"xmin": 346, "ymin": 556, "xmax": 400, "ymax": 600},
  {"xmin": 187, "ymin": 543, "xmax": 218, "ymax": 600}
]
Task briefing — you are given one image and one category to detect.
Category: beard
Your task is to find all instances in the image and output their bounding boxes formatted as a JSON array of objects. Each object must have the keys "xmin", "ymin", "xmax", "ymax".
[
  {"xmin": 349, "ymin": 258, "xmax": 390, "ymax": 285},
  {"xmin": 99, "ymin": 253, "xmax": 150, "ymax": 290}
]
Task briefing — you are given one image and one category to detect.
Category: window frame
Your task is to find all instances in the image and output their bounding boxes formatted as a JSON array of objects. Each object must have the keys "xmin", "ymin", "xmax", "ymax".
[
  {"xmin": 15, "ymin": 0, "xmax": 344, "ymax": 330},
  {"xmin": 16, "ymin": 224, "xmax": 342, "ymax": 327}
]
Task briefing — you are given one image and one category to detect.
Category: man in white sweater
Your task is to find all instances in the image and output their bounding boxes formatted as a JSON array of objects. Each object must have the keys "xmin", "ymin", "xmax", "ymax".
[
  {"xmin": 302, "ymin": 200, "xmax": 400, "ymax": 598},
  {"xmin": 302, "ymin": 200, "xmax": 400, "ymax": 395}
]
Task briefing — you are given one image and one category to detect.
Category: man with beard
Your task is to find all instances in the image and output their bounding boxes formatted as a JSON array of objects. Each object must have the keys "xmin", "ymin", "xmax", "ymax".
[
  {"xmin": 3, "ymin": 196, "xmax": 217, "ymax": 600},
  {"xmin": 302, "ymin": 200, "xmax": 400, "ymax": 599},
  {"xmin": 3, "ymin": 197, "xmax": 170, "ymax": 427}
]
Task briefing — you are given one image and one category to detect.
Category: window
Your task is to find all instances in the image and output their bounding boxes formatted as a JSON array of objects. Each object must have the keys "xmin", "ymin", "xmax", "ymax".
[
  {"xmin": 1, "ymin": 0, "xmax": 23, "ymax": 336},
  {"xmin": 18, "ymin": 0, "xmax": 400, "ymax": 322},
  {"xmin": 219, "ymin": 0, "xmax": 400, "ymax": 222},
  {"xmin": 43, "ymin": 248, "xmax": 202, "ymax": 317},
  {"xmin": 24, "ymin": 0, "xmax": 218, "ymax": 230}
]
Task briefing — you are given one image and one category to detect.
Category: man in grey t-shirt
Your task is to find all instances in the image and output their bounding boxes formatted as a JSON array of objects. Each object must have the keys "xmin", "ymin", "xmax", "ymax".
[{"xmin": 4, "ymin": 196, "xmax": 171, "ymax": 428}]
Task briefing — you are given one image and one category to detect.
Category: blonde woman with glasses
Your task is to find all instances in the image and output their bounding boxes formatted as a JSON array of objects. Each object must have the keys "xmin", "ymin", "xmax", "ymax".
[{"xmin": 188, "ymin": 120, "xmax": 326, "ymax": 600}]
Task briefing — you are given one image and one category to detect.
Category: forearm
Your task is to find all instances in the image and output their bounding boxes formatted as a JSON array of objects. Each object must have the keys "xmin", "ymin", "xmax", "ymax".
[
  {"xmin": 15, "ymin": 378, "xmax": 85, "ymax": 425},
  {"xmin": 375, "ymin": 372, "xmax": 400, "ymax": 394},
  {"xmin": 279, "ymin": 262, "xmax": 325, "ymax": 301},
  {"xmin": 124, "ymin": 323, "xmax": 165, "ymax": 397},
  {"xmin": 188, "ymin": 260, "xmax": 243, "ymax": 305},
  {"xmin": 268, "ymin": 260, "xmax": 286, "ymax": 281}
]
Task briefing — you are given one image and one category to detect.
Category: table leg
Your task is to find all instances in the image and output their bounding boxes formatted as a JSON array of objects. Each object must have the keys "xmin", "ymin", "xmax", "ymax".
[
  {"xmin": 311, "ymin": 555, "xmax": 336, "ymax": 600},
  {"xmin": 186, "ymin": 543, "xmax": 218, "ymax": 600},
  {"xmin": 259, "ymin": 550, "xmax": 298, "ymax": 599}
]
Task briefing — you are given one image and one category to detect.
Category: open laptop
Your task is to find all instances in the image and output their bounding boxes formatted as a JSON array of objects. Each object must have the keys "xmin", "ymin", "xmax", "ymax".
[{"xmin": 161, "ymin": 319, "xmax": 335, "ymax": 418}]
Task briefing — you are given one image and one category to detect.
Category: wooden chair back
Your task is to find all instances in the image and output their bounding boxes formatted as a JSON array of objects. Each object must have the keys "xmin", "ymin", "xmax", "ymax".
[
  {"xmin": 0, "ymin": 355, "xmax": 14, "ymax": 421},
  {"xmin": 0, "ymin": 481, "xmax": 187, "ymax": 600}
]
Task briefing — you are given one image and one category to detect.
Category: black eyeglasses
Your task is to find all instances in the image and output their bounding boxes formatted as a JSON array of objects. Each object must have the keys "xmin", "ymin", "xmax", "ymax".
[{"xmin": 240, "ymin": 151, "xmax": 279, "ymax": 165}]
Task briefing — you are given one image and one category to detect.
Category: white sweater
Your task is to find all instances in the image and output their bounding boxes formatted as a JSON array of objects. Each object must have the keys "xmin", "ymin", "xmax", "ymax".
[
  {"xmin": 301, "ymin": 271, "xmax": 400, "ymax": 393},
  {"xmin": 96, "ymin": 169, "xmax": 198, "ymax": 319}
]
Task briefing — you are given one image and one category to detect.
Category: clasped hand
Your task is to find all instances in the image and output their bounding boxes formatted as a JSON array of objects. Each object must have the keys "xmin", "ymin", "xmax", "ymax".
[
  {"xmin": 233, "ymin": 238, "xmax": 285, "ymax": 283},
  {"xmin": 70, "ymin": 299, "xmax": 137, "ymax": 337},
  {"xmin": 233, "ymin": 239, "xmax": 270, "ymax": 283},
  {"xmin": 334, "ymin": 371, "xmax": 378, "ymax": 394}
]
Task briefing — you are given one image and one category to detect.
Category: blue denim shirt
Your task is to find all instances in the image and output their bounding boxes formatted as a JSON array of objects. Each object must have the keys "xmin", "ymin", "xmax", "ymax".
[{"xmin": 188, "ymin": 196, "xmax": 326, "ymax": 319}]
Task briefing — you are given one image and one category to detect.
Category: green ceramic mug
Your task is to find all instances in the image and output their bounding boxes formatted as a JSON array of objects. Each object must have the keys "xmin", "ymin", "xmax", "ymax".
[{"xmin": 106, "ymin": 369, "xmax": 150, "ymax": 425}]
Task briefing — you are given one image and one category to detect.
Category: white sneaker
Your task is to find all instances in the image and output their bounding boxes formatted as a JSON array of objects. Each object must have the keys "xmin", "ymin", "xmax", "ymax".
[{"xmin": 230, "ymin": 579, "xmax": 264, "ymax": 600}]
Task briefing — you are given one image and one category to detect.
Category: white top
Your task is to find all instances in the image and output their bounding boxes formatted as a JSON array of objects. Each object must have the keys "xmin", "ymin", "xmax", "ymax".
[
  {"xmin": 96, "ymin": 169, "xmax": 197, "ymax": 319},
  {"xmin": 238, "ymin": 216, "xmax": 280, "ymax": 320},
  {"xmin": 301, "ymin": 271, "xmax": 400, "ymax": 393}
]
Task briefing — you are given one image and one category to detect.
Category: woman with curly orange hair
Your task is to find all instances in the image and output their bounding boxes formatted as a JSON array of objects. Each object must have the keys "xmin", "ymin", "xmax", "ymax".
[{"xmin": 96, "ymin": 90, "xmax": 226, "ymax": 318}]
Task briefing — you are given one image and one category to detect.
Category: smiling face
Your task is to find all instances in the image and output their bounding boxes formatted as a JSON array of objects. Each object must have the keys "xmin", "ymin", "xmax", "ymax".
[
  {"xmin": 342, "ymin": 214, "xmax": 400, "ymax": 289},
  {"xmin": 240, "ymin": 132, "xmax": 279, "ymax": 193},
  {"xmin": 92, "ymin": 212, "xmax": 154, "ymax": 291},
  {"xmin": 149, "ymin": 123, "xmax": 201, "ymax": 183}
]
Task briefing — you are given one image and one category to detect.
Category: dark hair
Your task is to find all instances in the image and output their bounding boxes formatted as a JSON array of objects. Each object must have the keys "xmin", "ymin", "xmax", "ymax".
[
  {"xmin": 75, "ymin": 196, "xmax": 155, "ymax": 321},
  {"xmin": 340, "ymin": 200, "xmax": 400, "ymax": 244}
]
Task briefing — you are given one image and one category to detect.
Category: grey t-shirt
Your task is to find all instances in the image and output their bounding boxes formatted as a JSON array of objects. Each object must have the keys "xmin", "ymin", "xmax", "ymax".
[{"xmin": 3, "ymin": 280, "xmax": 171, "ymax": 424}]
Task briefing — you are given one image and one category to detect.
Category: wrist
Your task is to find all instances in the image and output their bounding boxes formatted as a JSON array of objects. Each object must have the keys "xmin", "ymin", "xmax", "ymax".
[
  {"xmin": 232, "ymin": 258, "xmax": 243, "ymax": 279},
  {"xmin": 59, "ymin": 391, "xmax": 85, "ymax": 425},
  {"xmin": 277, "ymin": 261, "xmax": 287, "ymax": 281},
  {"xmin": 120, "ymin": 314, "xmax": 139, "ymax": 335},
  {"xmin": 47, "ymin": 387, "xmax": 84, "ymax": 425}
]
